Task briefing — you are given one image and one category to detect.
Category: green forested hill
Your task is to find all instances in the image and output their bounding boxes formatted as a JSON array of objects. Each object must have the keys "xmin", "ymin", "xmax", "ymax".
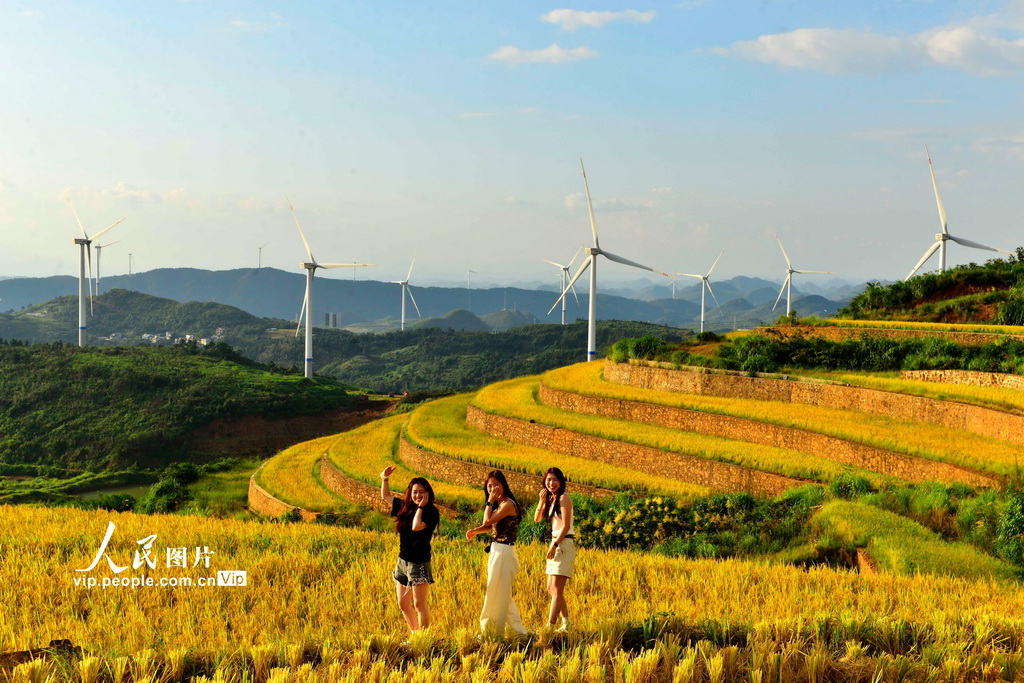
[
  {"xmin": 840, "ymin": 250, "xmax": 1024, "ymax": 323},
  {"xmin": 239, "ymin": 320, "xmax": 691, "ymax": 393},
  {"xmin": 0, "ymin": 342, "xmax": 356, "ymax": 471}
]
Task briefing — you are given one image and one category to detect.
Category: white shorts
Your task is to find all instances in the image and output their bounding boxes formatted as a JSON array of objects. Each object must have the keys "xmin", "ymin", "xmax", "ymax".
[{"xmin": 545, "ymin": 538, "xmax": 576, "ymax": 578}]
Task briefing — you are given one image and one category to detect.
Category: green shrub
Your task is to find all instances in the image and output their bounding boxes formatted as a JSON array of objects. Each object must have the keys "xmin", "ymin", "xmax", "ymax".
[
  {"xmin": 827, "ymin": 473, "xmax": 874, "ymax": 500},
  {"xmin": 997, "ymin": 492, "xmax": 1024, "ymax": 567}
]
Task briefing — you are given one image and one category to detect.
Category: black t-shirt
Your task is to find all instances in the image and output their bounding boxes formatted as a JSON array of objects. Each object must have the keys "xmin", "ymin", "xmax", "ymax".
[{"xmin": 390, "ymin": 497, "xmax": 440, "ymax": 563}]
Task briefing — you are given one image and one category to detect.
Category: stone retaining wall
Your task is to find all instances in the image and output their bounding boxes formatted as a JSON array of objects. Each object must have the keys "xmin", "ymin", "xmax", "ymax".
[
  {"xmin": 606, "ymin": 360, "xmax": 1024, "ymax": 450},
  {"xmin": 757, "ymin": 325, "xmax": 1024, "ymax": 345},
  {"xmin": 901, "ymin": 369, "xmax": 1024, "ymax": 391},
  {"xmin": 399, "ymin": 437, "xmax": 615, "ymax": 499},
  {"xmin": 466, "ymin": 405, "xmax": 803, "ymax": 497},
  {"xmin": 247, "ymin": 468, "xmax": 319, "ymax": 521},
  {"xmin": 320, "ymin": 455, "xmax": 392, "ymax": 512},
  {"xmin": 538, "ymin": 382, "xmax": 995, "ymax": 487},
  {"xmin": 320, "ymin": 454, "xmax": 459, "ymax": 517}
]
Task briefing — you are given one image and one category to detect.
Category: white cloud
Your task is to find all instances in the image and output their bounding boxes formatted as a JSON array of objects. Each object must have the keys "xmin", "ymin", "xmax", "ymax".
[
  {"xmin": 459, "ymin": 112, "xmax": 496, "ymax": 118},
  {"xmin": 228, "ymin": 16, "xmax": 287, "ymax": 33},
  {"xmin": 489, "ymin": 44, "xmax": 598, "ymax": 64},
  {"xmin": 651, "ymin": 187, "xmax": 672, "ymax": 194},
  {"xmin": 518, "ymin": 107, "xmax": 540, "ymax": 114},
  {"xmin": 712, "ymin": 6, "xmax": 1024, "ymax": 76},
  {"xmin": 541, "ymin": 9, "xmax": 656, "ymax": 31},
  {"xmin": 711, "ymin": 28, "xmax": 917, "ymax": 75},
  {"xmin": 504, "ymin": 196, "xmax": 535, "ymax": 207},
  {"xmin": 19, "ymin": 9, "xmax": 42, "ymax": 18},
  {"xmin": 973, "ymin": 134, "xmax": 1024, "ymax": 160}
]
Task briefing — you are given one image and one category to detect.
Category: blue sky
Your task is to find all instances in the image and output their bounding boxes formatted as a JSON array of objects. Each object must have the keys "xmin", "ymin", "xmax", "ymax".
[{"xmin": 2, "ymin": 0, "xmax": 1023, "ymax": 288}]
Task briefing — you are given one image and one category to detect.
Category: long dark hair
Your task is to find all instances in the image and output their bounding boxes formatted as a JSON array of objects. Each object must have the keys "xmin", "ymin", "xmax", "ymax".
[
  {"xmin": 543, "ymin": 467, "xmax": 567, "ymax": 519},
  {"xmin": 395, "ymin": 477, "xmax": 435, "ymax": 532},
  {"xmin": 484, "ymin": 470, "xmax": 520, "ymax": 519}
]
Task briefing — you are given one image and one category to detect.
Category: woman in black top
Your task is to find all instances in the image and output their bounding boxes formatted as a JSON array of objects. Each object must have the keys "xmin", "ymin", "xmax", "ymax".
[
  {"xmin": 465, "ymin": 470, "xmax": 527, "ymax": 637},
  {"xmin": 380, "ymin": 465, "xmax": 439, "ymax": 635}
]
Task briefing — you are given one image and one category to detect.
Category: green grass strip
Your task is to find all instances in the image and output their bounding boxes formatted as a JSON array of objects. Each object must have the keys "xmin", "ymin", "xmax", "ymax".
[{"xmin": 814, "ymin": 500, "xmax": 1016, "ymax": 580}]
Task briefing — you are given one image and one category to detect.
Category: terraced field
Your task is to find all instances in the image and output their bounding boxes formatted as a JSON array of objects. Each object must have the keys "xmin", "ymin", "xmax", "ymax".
[{"xmin": 251, "ymin": 356, "xmax": 1018, "ymax": 534}]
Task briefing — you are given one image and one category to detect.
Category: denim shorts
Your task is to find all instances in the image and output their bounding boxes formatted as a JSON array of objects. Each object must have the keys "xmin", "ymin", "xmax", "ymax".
[{"xmin": 393, "ymin": 558, "xmax": 434, "ymax": 587}]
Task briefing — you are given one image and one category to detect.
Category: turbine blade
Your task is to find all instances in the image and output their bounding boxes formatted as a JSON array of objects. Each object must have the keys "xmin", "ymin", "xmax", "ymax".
[
  {"xmin": 295, "ymin": 287, "xmax": 308, "ymax": 337},
  {"xmin": 406, "ymin": 257, "xmax": 416, "ymax": 282},
  {"xmin": 407, "ymin": 287, "xmax": 422, "ymax": 317},
  {"xmin": 947, "ymin": 235, "xmax": 1013, "ymax": 254},
  {"xmin": 677, "ymin": 272, "xmax": 703, "ymax": 279},
  {"xmin": 99, "ymin": 240, "xmax": 121, "ymax": 249},
  {"xmin": 706, "ymin": 249, "xmax": 725, "ymax": 278},
  {"xmin": 580, "ymin": 159, "xmax": 600, "ymax": 249},
  {"xmin": 905, "ymin": 241, "xmax": 941, "ymax": 281},
  {"xmin": 543, "ymin": 259, "xmax": 567, "ymax": 269},
  {"xmin": 65, "ymin": 196, "xmax": 90, "ymax": 239},
  {"xmin": 601, "ymin": 250, "xmax": 673, "ymax": 278},
  {"xmin": 318, "ymin": 262, "xmax": 378, "ymax": 268},
  {"xmin": 792, "ymin": 270, "xmax": 835, "ymax": 275},
  {"xmin": 86, "ymin": 245, "xmax": 95, "ymax": 315},
  {"xmin": 90, "ymin": 218, "xmax": 125, "ymax": 242},
  {"xmin": 706, "ymin": 279, "xmax": 722, "ymax": 312},
  {"xmin": 775, "ymin": 236, "xmax": 792, "ymax": 269},
  {"xmin": 569, "ymin": 281, "xmax": 579, "ymax": 305},
  {"xmin": 772, "ymin": 275, "xmax": 789, "ymax": 311},
  {"xmin": 568, "ymin": 245, "xmax": 584, "ymax": 267},
  {"xmin": 549, "ymin": 256, "xmax": 592, "ymax": 315},
  {"xmin": 926, "ymin": 146, "xmax": 949, "ymax": 235},
  {"xmin": 287, "ymin": 196, "xmax": 315, "ymax": 263}
]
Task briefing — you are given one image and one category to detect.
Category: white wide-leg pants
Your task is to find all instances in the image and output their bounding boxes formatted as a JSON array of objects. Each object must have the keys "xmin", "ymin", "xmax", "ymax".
[{"xmin": 479, "ymin": 542, "xmax": 527, "ymax": 636}]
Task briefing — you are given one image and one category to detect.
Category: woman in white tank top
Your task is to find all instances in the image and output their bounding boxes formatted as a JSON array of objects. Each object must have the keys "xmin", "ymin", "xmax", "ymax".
[{"xmin": 533, "ymin": 467, "xmax": 575, "ymax": 632}]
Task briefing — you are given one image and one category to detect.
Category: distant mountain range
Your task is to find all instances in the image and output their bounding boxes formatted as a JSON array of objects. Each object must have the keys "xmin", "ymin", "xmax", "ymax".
[{"xmin": 0, "ymin": 267, "xmax": 854, "ymax": 333}]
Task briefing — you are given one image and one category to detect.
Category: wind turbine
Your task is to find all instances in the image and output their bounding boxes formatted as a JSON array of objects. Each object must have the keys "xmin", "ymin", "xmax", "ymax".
[
  {"xmin": 94, "ymin": 240, "xmax": 121, "ymax": 296},
  {"xmin": 905, "ymin": 146, "xmax": 1012, "ymax": 281},
  {"xmin": 772, "ymin": 236, "xmax": 833, "ymax": 317},
  {"xmin": 678, "ymin": 250, "xmax": 724, "ymax": 334},
  {"xmin": 392, "ymin": 258, "xmax": 421, "ymax": 331},
  {"xmin": 544, "ymin": 246, "xmax": 583, "ymax": 325},
  {"xmin": 257, "ymin": 242, "xmax": 270, "ymax": 269},
  {"xmin": 465, "ymin": 268, "xmax": 476, "ymax": 311},
  {"xmin": 66, "ymin": 196, "xmax": 125, "ymax": 347},
  {"xmin": 288, "ymin": 197, "xmax": 376, "ymax": 379},
  {"xmin": 550, "ymin": 160, "xmax": 675, "ymax": 361}
]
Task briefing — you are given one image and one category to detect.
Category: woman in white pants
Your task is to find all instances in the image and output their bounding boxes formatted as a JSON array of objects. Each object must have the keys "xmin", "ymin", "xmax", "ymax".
[{"xmin": 466, "ymin": 470, "xmax": 527, "ymax": 637}]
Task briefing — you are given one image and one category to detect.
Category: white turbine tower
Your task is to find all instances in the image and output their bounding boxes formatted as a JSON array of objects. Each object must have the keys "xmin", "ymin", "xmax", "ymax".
[
  {"xmin": 772, "ymin": 236, "xmax": 834, "ymax": 317},
  {"xmin": 288, "ymin": 198, "xmax": 376, "ymax": 379},
  {"xmin": 678, "ymin": 250, "xmax": 725, "ymax": 334},
  {"xmin": 66, "ymin": 197, "xmax": 125, "ymax": 347},
  {"xmin": 550, "ymin": 160, "xmax": 675, "ymax": 361},
  {"xmin": 94, "ymin": 240, "xmax": 121, "ymax": 296},
  {"xmin": 905, "ymin": 146, "xmax": 1012, "ymax": 281},
  {"xmin": 257, "ymin": 242, "xmax": 270, "ymax": 269},
  {"xmin": 544, "ymin": 246, "xmax": 583, "ymax": 325},
  {"xmin": 465, "ymin": 268, "xmax": 476, "ymax": 311},
  {"xmin": 392, "ymin": 258, "xmax": 421, "ymax": 331}
]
